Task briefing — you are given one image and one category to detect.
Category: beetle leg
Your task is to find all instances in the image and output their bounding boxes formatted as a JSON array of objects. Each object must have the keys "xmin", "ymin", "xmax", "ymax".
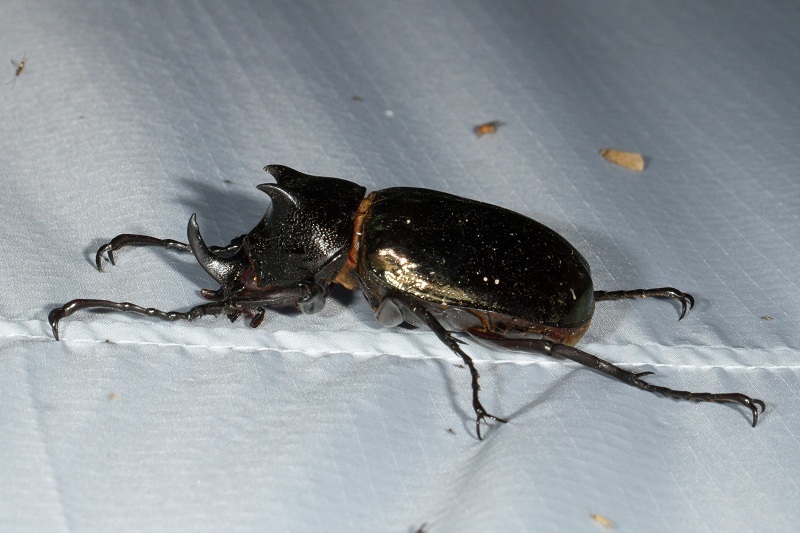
[
  {"xmin": 49, "ymin": 288, "xmax": 306, "ymax": 340},
  {"xmin": 397, "ymin": 301, "xmax": 507, "ymax": 439},
  {"xmin": 488, "ymin": 338, "xmax": 765, "ymax": 427},
  {"xmin": 248, "ymin": 308, "xmax": 266, "ymax": 328},
  {"xmin": 48, "ymin": 299, "xmax": 235, "ymax": 339},
  {"xmin": 594, "ymin": 287, "xmax": 695, "ymax": 320},
  {"xmin": 95, "ymin": 234, "xmax": 242, "ymax": 272}
]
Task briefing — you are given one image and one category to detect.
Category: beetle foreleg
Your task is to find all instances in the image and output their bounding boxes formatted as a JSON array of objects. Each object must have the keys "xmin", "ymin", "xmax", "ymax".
[
  {"xmin": 594, "ymin": 287, "xmax": 695, "ymax": 320},
  {"xmin": 49, "ymin": 290, "xmax": 302, "ymax": 340},
  {"xmin": 95, "ymin": 234, "xmax": 242, "ymax": 272},
  {"xmin": 489, "ymin": 338, "xmax": 765, "ymax": 427},
  {"xmin": 397, "ymin": 301, "xmax": 507, "ymax": 439},
  {"xmin": 48, "ymin": 299, "xmax": 235, "ymax": 339}
]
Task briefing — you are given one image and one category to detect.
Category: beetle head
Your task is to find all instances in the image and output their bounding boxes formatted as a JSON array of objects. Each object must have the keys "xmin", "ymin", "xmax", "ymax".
[{"xmin": 188, "ymin": 166, "xmax": 366, "ymax": 301}]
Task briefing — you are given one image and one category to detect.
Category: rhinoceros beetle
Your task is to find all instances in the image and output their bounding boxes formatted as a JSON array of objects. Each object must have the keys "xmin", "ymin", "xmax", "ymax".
[{"xmin": 50, "ymin": 165, "xmax": 765, "ymax": 438}]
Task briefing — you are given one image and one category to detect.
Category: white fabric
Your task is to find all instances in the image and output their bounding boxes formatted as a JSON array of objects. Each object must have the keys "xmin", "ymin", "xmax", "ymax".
[{"xmin": 1, "ymin": 1, "xmax": 798, "ymax": 531}]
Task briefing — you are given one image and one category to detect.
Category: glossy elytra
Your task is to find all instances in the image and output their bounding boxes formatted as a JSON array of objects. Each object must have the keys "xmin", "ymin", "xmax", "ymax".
[{"xmin": 49, "ymin": 165, "xmax": 765, "ymax": 438}]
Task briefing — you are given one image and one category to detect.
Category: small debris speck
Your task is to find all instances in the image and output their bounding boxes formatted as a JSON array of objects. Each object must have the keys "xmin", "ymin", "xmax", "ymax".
[
  {"xmin": 591, "ymin": 513, "xmax": 614, "ymax": 528},
  {"xmin": 12, "ymin": 56, "xmax": 26, "ymax": 76},
  {"xmin": 474, "ymin": 121, "xmax": 502, "ymax": 137},
  {"xmin": 600, "ymin": 148, "xmax": 645, "ymax": 172},
  {"xmin": 9, "ymin": 55, "xmax": 27, "ymax": 87}
]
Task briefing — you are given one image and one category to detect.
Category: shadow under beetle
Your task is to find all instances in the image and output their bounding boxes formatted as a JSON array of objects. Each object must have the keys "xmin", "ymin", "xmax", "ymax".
[{"xmin": 50, "ymin": 165, "xmax": 765, "ymax": 438}]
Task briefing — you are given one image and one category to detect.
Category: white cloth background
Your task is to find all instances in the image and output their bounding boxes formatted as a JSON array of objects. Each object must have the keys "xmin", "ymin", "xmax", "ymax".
[{"xmin": 1, "ymin": 1, "xmax": 798, "ymax": 531}]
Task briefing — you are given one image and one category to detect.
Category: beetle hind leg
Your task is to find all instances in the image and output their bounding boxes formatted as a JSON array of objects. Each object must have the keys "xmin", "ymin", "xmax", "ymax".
[
  {"xmin": 95, "ymin": 234, "xmax": 242, "ymax": 272},
  {"xmin": 594, "ymin": 287, "xmax": 695, "ymax": 320},
  {"xmin": 488, "ymin": 338, "xmax": 765, "ymax": 427}
]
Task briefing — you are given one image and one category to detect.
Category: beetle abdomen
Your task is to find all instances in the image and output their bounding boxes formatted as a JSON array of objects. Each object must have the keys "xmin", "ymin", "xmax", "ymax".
[{"xmin": 357, "ymin": 188, "xmax": 594, "ymax": 330}]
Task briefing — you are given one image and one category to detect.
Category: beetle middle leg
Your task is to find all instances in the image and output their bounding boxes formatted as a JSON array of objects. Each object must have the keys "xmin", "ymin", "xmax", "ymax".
[
  {"xmin": 95, "ymin": 234, "xmax": 242, "ymax": 271},
  {"xmin": 487, "ymin": 338, "xmax": 765, "ymax": 427},
  {"xmin": 594, "ymin": 287, "xmax": 695, "ymax": 320},
  {"xmin": 392, "ymin": 300, "xmax": 507, "ymax": 439}
]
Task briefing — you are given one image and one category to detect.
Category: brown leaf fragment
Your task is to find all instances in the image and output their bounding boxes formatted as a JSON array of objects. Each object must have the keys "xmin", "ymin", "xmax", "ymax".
[
  {"xmin": 600, "ymin": 148, "xmax": 645, "ymax": 172},
  {"xmin": 474, "ymin": 121, "xmax": 502, "ymax": 137},
  {"xmin": 591, "ymin": 513, "xmax": 614, "ymax": 528}
]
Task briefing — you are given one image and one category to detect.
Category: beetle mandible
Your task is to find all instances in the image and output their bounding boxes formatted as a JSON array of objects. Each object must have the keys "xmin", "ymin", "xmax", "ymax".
[{"xmin": 49, "ymin": 165, "xmax": 765, "ymax": 438}]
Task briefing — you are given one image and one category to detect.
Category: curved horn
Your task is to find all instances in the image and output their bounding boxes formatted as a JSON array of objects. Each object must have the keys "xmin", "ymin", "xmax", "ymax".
[
  {"xmin": 257, "ymin": 183, "xmax": 299, "ymax": 209},
  {"xmin": 263, "ymin": 164, "xmax": 298, "ymax": 182},
  {"xmin": 187, "ymin": 214, "xmax": 238, "ymax": 285}
]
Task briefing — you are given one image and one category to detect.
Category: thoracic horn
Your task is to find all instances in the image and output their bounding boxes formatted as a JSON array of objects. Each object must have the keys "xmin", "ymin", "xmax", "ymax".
[
  {"xmin": 187, "ymin": 213, "xmax": 238, "ymax": 285},
  {"xmin": 256, "ymin": 182, "xmax": 299, "ymax": 210}
]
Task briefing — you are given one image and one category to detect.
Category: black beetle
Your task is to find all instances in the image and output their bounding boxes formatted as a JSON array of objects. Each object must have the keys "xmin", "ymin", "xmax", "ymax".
[{"xmin": 50, "ymin": 165, "xmax": 765, "ymax": 437}]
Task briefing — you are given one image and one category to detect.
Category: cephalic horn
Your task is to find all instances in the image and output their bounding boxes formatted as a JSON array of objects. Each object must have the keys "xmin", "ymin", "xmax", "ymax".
[{"xmin": 187, "ymin": 213, "xmax": 238, "ymax": 285}]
